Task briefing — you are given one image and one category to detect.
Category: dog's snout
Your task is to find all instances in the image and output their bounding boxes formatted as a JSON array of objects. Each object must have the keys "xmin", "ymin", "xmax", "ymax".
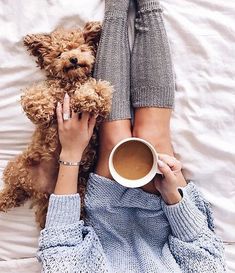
[{"xmin": 69, "ymin": 57, "xmax": 78, "ymax": 65}]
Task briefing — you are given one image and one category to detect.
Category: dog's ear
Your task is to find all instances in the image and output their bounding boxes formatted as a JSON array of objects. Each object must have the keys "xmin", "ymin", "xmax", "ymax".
[
  {"xmin": 23, "ymin": 34, "xmax": 52, "ymax": 68},
  {"xmin": 83, "ymin": 22, "xmax": 102, "ymax": 52}
]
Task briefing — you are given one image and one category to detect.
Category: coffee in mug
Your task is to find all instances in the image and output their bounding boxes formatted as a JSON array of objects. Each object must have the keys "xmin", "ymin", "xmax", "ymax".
[{"xmin": 109, "ymin": 137, "xmax": 161, "ymax": 188}]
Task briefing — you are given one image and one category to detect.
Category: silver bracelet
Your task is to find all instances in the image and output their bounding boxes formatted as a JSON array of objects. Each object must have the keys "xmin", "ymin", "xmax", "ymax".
[{"xmin": 58, "ymin": 159, "xmax": 81, "ymax": 166}]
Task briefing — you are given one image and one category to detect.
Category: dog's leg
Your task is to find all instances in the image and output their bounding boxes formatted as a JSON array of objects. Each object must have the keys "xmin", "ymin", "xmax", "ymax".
[
  {"xmin": 30, "ymin": 154, "xmax": 59, "ymax": 229},
  {"xmin": 21, "ymin": 81, "xmax": 60, "ymax": 126},
  {"xmin": 0, "ymin": 157, "xmax": 32, "ymax": 212},
  {"xmin": 0, "ymin": 185, "xmax": 29, "ymax": 212},
  {"xmin": 71, "ymin": 79, "xmax": 113, "ymax": 119}
]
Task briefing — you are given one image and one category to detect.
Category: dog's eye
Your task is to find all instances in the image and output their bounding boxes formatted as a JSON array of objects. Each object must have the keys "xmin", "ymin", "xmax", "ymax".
[{"xmin": 57, "ymin": 52, "xmax": 62, "ymax": 58}]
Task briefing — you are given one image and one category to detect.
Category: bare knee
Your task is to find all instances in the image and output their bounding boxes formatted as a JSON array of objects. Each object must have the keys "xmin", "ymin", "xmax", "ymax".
[
  {"xmin": 133, "ymin": 125, "xmax": 173, "ymax": 155},
  {"xmin": 133, "ymin": 108, "xmax": 173, "ymax": 155},
  {"xmin": 99, "ymin": 120, "xmax": 132, "ymax": 152}
]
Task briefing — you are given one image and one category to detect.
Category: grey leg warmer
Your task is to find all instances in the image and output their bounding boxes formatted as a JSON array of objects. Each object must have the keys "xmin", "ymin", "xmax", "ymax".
[
  {"xmin": 93, "ymin": 0, "xmax": 131, "ymax": 121},
  {"xmin": 131, "ymin": 0, "xmax": 175, "ymax": 108}
]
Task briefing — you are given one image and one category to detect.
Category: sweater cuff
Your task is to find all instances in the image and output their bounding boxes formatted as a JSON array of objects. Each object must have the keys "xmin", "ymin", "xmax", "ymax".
[
  {"xmin": 45, "ymin": 194, "xmax": 81, "ymax": 228},
  {"xmin": 161, "ymin": 186, "xmax": 206, "ymax": 242}
]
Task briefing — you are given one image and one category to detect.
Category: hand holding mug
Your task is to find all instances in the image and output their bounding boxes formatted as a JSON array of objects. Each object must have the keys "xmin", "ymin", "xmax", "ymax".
[{"xmin": 154, "ymin": 154, "xmax": 187, "ymax": 205}]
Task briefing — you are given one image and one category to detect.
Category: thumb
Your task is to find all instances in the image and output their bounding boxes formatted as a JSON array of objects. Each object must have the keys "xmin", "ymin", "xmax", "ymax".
[{"xmin": 157, "ymin": 160, "xmax": 175, "ymax": 183}]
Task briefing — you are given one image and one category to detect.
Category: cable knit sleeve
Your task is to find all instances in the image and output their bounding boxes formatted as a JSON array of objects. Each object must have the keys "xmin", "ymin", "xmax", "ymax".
[
  {"xmin": 37, "ymin": 194, "xmax": 110, "ymax": 273},
  {"xmin": 161, "ymin": 183, "xmax": 227, "ymax": 273}
]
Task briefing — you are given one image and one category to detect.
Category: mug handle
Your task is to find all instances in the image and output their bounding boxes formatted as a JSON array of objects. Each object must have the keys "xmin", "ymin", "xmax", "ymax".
[{"xmin": 155, "ymin": 164, "xmax": 163, "ymax": 175}]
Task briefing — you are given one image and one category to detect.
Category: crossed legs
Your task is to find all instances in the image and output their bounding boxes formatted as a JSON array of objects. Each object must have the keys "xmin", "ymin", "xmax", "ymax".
[{"xmin": 94, "ymin": 0, "xmax": 175, "ymax": 192}]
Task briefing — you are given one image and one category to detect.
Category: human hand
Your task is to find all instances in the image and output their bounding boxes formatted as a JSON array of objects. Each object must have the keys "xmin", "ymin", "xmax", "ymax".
[
  {"xmin": 56, "ymin": 93, "xmax": 97, "ymax": 162},
  {"xmin": 154, "ymin": 154, "xmax": 187, "ymax": 205}
]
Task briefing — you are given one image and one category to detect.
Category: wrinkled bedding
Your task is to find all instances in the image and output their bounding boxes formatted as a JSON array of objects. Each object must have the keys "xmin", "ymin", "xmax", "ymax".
[{"xmin": 0, "ymin": 0, "xmax": 234, "ymax": 272}]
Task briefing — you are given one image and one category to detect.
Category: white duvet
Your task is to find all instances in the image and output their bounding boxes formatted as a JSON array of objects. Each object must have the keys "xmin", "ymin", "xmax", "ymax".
[{"xmin": 0, "ymin": 0, "xmax": 234, "ymax": 272}]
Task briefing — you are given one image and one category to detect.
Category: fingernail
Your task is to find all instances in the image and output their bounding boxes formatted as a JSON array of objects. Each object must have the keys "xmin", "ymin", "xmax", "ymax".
[
  {"xmin": 65, "ymin": 93, "xmax": 69, "ymax": 99},
  {"xmin": 158, "ymin": 160, "xmax": 165, "ymax": 168},
  {"xmin": 57, "ymin": 102, "xmax": 61, "ymax": 108}
]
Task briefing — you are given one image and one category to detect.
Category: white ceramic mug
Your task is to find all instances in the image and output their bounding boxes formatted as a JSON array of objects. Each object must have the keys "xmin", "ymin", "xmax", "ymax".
[{"xmin": 109, "ymin": 137, "xmax": 162, "ymax": 188}]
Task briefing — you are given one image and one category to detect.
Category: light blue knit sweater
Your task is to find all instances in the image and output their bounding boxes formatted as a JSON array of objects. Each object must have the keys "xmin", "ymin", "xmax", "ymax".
[{"xmin": 37, "ymin": 173, "xmax": 226, "ymax": 273}]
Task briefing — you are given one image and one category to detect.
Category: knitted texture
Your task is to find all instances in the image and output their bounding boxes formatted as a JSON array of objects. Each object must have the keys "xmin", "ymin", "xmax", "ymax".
[
  {"xmin": 104, "ymin": 0, "xmax": 130, "ymax": 13},
  {"xmin": 131, "ymin": 0, "xmax": 175, "ymax": 108},
  {"xmin": 37, "ymin": 174, "xmax": 226, "ymax": 272},
  {"xmin": 93, "ymin": 0, "xmax": 131, "ymax": 121},
  {"xmin": 37, "ymin": 194, "xmax": 111, "ymax": 273}
]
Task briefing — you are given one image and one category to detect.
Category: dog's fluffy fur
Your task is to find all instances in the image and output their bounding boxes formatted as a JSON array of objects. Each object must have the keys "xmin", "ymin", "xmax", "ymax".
[{"xmin": 0, "ymin": 22, "xmax": 113, "ymax": 228}]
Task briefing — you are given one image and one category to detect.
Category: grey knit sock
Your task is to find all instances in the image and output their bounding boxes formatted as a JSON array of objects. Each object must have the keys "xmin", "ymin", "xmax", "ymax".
[
  {"xmin": 131, "ymin": 0, "xmax": 175, "ymax": 108},
  {"xmin": 93, "ymin": 0, "xmax": 131, "ymax": 121},
  {"xmin": 104, "ymin": 0, "xmax": 130, "ymax": 13}
]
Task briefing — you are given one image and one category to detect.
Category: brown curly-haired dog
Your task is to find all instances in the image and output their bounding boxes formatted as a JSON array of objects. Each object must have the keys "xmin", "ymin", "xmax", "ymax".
[{"xmin": 0, "ymin": 22, "xmax": 113, "ymax": 228}]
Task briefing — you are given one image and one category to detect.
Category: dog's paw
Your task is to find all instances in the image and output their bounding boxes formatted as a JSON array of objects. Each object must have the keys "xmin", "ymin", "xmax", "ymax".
[
  {"xmin": 72, "ymin": 79, "xmax": 113, "ymax": 118},
  {"xmin": 21, "ymin": 82, "xmax": 57, "ymax": 125}
]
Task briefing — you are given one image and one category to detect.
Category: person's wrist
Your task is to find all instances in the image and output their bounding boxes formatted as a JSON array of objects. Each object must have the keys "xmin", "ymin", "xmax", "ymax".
[
  {"xmin": 60, "ymin": 149, "xmax": 83, "ymax": 162},
  {"xmin": 161, "ymin": 189, "xmax": 182, "ymax": 205}
]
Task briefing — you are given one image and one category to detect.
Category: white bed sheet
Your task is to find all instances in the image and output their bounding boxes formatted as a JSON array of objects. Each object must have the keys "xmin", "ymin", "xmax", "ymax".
[{"xmin": 0, "ymin": 0, "xmax": 234, "ymax": 272}]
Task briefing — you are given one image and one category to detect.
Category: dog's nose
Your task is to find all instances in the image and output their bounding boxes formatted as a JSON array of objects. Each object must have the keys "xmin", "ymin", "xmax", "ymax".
[{"xmin": 69, "ymin": 57, "xmax": 78, "ymax": 65}]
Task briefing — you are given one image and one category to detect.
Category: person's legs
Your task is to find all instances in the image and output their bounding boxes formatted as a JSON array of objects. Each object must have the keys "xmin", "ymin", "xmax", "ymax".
[
  {"xmin": 131, "ymin": 0, "xmax": 174, "ymax": 156},
  {"xmin": 94, "ymin": 0, "xmax": 132, "ymax": 179}
]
